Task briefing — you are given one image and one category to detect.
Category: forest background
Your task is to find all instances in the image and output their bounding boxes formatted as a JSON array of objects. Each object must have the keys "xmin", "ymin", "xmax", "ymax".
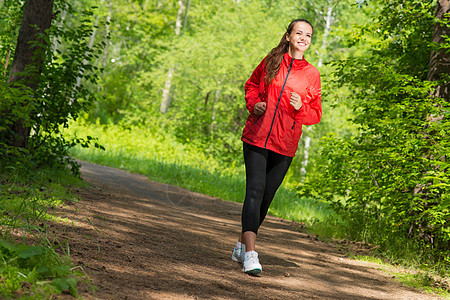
[{"xmin": 0, "ymin": 0, "xmax": 449, "ymax": 298}]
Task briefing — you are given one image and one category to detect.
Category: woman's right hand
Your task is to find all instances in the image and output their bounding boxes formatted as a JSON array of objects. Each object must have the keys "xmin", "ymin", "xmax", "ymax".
[{"xmin": 254, "ymin": 102, "xmax": 266, "ymax": 116}]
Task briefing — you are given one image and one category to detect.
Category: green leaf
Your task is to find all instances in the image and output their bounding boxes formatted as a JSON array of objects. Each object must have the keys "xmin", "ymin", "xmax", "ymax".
[
  {"xmin": 54, "ymin": 265, "xmax": 71, "ymax": 277},
  {"xmin": 51, "ymin": 278, "xmax": 70, "ymax": 292},
  {"xmin": 51, "ymin": 277, "xmax": 78, "ymax": 297},
  {"xmin": 0, "ymin": 240, "xmax": 18, "ymax": 253},
  {"xmin": 36, "ymin": 266, "xmax": 50, "ymax": 274},
  {"xmin": 17, "ymin": 246, "xmax": 43, "ymax": 258}
]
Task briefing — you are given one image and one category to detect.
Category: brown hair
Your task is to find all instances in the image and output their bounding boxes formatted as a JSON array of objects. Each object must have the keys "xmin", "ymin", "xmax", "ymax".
[{"xmin": 264, "ymin": 19, "xmax": 314, "ymax": 84}]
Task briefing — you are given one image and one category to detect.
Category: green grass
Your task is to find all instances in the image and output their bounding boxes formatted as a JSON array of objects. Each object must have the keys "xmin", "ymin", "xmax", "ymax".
[
  {"xmin": 394, "ymin": 272, "xmax": 449, "ymax": 299},
  {"xmin": 0, "ymin": 166, "xmax": 89, "ymax": 298},
  {"xmin": 66, "ymin": 119, "xmax": 336, "ymax": 227},
  {"xmin": 354, "ymin": 255, "xmax": 450, "ymax": 299}
]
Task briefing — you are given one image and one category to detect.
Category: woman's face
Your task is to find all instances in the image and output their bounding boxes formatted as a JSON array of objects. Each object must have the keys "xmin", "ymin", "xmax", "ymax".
[{"xmin": 286, "ymin": 21, "xmax": 313, "ymax": 58}]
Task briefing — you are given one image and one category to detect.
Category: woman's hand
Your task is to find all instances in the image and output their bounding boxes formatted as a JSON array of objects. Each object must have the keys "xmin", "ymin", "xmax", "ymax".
[
  {"xmin": 254, "ymin": 102, "xmax": 267, "ymax": 116},
  {"xmin": 290, "ymin": 92, "xmax": 303, "ymax": 110}
]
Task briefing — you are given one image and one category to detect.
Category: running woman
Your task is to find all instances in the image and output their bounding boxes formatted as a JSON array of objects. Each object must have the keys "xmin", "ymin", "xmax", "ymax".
[{"xmin": 232, "ymin": 19, "xmax": 322, "ymax": 275}]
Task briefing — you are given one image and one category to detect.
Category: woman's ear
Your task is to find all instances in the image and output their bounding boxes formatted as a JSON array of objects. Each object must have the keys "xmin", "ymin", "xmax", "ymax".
[{"xmin": 285, "ymin": 33, "xmax": 290, "ymax": 42}]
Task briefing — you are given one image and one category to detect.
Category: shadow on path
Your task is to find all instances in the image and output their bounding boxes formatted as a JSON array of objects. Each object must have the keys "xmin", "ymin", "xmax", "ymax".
[{"xmin": 51, "ymin": 160, "xmax": 440, "ymax": 300}]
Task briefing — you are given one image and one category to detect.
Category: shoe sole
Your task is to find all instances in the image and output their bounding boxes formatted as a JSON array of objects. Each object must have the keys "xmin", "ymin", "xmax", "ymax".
[{"xmin": 244, "ymin": 268, "xmax": 262, "ymax": 275}]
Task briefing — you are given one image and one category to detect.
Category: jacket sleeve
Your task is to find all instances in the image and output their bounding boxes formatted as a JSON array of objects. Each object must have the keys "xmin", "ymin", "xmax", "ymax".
[
  {"xmin": 294, "ymin": 73, "xmax": 322, "ymax": 125},
  {"xmin": 244, "ymin": 58, "xmax": 266, "ymax": 114}
]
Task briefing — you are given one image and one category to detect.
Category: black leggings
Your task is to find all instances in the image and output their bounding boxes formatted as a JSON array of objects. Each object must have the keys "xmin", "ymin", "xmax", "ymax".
[{"xmin": 241, "ymin": 142, "xmax": 293, "ymax": 234}]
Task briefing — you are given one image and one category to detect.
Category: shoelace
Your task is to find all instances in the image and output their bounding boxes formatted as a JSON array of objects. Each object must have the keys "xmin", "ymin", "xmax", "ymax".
[{"xmin": 246, "ymin": 254, "xmax": 259, "ymax": 264}]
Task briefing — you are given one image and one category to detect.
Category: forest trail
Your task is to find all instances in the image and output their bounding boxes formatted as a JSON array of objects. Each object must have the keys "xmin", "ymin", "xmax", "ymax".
[{"xmin": 55, "ymin": 160, "xmax": 441, "ymax": 299}]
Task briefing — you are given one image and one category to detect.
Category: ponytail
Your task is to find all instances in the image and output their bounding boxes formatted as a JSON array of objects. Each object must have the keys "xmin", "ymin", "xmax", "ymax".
[{"xmin": 264, "ymin": 19, "xmax": 313, "ymax": 84}]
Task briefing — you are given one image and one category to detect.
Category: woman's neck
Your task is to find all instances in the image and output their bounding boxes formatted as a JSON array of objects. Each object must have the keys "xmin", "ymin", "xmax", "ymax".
[{"xmin": 288, "ymin": 49, "xmax": 304, "ymax": 60}]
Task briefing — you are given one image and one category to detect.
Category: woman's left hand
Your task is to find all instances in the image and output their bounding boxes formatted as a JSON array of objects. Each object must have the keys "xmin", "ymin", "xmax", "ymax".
[{"xmin": 290, "ymin": 92, "xmax": 303, "ymax": 110}]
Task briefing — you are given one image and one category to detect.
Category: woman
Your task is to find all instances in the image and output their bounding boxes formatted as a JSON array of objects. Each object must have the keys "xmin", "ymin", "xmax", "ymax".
[{"xmin": 232, "ymin": 19, "xmax": 322, "ymax": 275}]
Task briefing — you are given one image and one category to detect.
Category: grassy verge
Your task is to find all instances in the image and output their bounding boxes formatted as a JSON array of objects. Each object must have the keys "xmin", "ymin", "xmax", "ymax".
[
  {"xmin": 0, "ymin": 165, "xmax": 88, "ymax": 298},
  {"xmin": 353, "ymin": 255, "xmax": 450, "ymax": 299},
  {"xmin": 67, "ymin": 119, "xmax": 335, "ymax": 226}
]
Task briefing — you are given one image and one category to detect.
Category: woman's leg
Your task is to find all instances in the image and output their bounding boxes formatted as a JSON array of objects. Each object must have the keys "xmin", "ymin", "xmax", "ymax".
[
  {"xmin": 233, "ymin": 143, "xmax": 267, "ymax": 263},
  {"xmin": 238, "ymin": 144, "xmax": 291, "ymax": 274},
  {"xmin": 258, "ymin": 151, "xmax": 293, "ymax": 227},
  {"xmin": 241, "ymin": 143, "xmax": 268, "ymax": 240},
  {"xmin": 239, "ymin": 144, "xmax": 291, "ymax": 251},
  {"xmin": 240, "ymin": 144, "xmax": 267, "ymax": 273}
]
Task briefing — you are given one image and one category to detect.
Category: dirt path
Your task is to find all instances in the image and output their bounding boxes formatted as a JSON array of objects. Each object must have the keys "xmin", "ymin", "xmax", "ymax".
[{"xmin": 54, "ymin": 160, "xmax": 441, "ymax": 299}]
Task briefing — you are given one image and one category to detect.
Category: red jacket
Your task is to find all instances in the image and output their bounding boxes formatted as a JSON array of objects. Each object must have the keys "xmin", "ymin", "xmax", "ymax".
[{"xmin": 241, "ymin": 52, "xmax": 322, "ymax": 157}]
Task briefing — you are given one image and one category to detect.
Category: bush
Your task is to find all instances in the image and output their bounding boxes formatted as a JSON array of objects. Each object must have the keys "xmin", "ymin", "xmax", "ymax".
[{"xmin": 309, "ymin": 0, "xmax": 450, "ymax": 268}]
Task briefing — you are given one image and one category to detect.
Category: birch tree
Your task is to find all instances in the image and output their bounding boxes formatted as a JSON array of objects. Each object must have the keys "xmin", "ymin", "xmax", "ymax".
[
  {"xmin": 160, "ymin": 0, "xmax": 186, "ymax": 114},
  {"xmin": 74, "ymin": 0, "xmax": 103, "ymax": 91},
  {"xmin": 300, "ymin": 0, "xmax": 335, "ymax": 182},
  {"xmin": 103, "ymin": 0, "xmax": 112, "ymax": 67},
  {"xmin": 317, "ymin": 0, "xmax": 335, "ymax": 68},
  {"xmin": 427, "ymin": 0, "xmax": 449, "ymax": 100}
]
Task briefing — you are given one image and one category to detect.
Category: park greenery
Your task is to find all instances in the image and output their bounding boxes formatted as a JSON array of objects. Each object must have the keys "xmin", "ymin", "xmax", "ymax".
[{"xmin": 0, "ymin": 0, "xmax": 449, "ymax": 297}]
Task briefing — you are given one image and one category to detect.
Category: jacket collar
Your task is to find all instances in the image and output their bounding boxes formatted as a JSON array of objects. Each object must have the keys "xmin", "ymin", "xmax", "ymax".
[{"xmin": 283, "ymin": 52, "xmax": 308, "ymax": 70}]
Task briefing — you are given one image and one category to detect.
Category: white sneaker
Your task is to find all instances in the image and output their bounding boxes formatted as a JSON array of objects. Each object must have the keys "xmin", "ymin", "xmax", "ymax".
[
  {"xmin": 231, "ymin": 243, "xmax": 246, "ymax": 263},
  {"xmin": 242, "ymin": 251, "xmax": 262, "ymax": 274}
]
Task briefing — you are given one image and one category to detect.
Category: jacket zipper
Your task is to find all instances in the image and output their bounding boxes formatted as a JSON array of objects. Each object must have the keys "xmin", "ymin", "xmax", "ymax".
[{"xmin": 264, "ymin": 57, "xmax": 295, "ymax": 149}]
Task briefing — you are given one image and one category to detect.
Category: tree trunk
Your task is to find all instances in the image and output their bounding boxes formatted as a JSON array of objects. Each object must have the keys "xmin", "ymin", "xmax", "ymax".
[
  {"xmin": 210, "ymin": 90, "xmax": 220, "ymax": 134},
  {"xmin": 317, "ymin": 0, "xmax": 334, "ymax": 67},
  {"xmin": 160, "ymin": 67, "xmax": 174, "ymax": 114},
  {"xmin": 75, "ymin": 1, "xmax": 102, "ymax": 90},
  {"xmin": 160, "ymin": 0, "xmax": 185, "ymax": 114},
  {"xmin": 183, "ymin": 0, "xmax": 190, "ymax": 35},
  {"xmin": 3, "ymin": 50, "xmax": 11, "ymax": 76},
  {"xmin": 299, "ymin": 126, "xmax": 312, "ymax": 182},
  {"xmin": 72, "ymin": 0, "xmax": 103, "ymax": 95},
  {"xmin": 427, "ymin": 0, "xmax": 450, "ymax": 101},
  {"xmin": 52, "ymin": 3, "xmax": 68, "ymax": 52},
  {"xmin": 103, "ymin": 0, "xmax": 112, "ymax": 67},
  {"xmin": 300, "ymin": 0, "xmax": 333, "ymax": 181},
  {"xmin": 7, "ymin": 0, "xmax": 55, "ymax": 148}
]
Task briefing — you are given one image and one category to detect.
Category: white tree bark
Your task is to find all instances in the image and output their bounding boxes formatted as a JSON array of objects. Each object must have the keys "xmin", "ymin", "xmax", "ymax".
[
  {"xmin": 300, "ymin": 1, "xmax": 334, "ymax": 181},
  {"xmin": 68, "ymin": 0, "xmax": 104, "ymax": 105},
  {"xmin": 183, "ymin": 0, "xmax": 190, "ymax": 33},
  {"xmin": 3, "ymin": 49, "xmax": 11, "ymax": 76},
  {"xmin": 160, "ymin": 0, "xmax": 185, "ymax": 114},
  {"xmin": 300, "ymin": 126, "xmax": 312, "ymax": 182},
  {"xmin": 210, "ymin": 89, "xmax": 220, "ymax": 133},
  {"xmin": 317, "ymin": 0, "xmax": 334, "ymax": 67},
  {"xmin": 103, "ymin": 0, "xmax": 112, "ymax": 67},
  {"xmin": 160, "ymin": 68, "xmax": 174, "ymax": 113},
  {"xmin": 75, "ymin": 0, "xmax": 102, "ymax": 89},
  {"xmin": 427, "ymin": 0, "xmax": 450, "ymax": 100},
  {"xmin": 52, "ymin": 4, "xmax": 68, "ymax": 52}
]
